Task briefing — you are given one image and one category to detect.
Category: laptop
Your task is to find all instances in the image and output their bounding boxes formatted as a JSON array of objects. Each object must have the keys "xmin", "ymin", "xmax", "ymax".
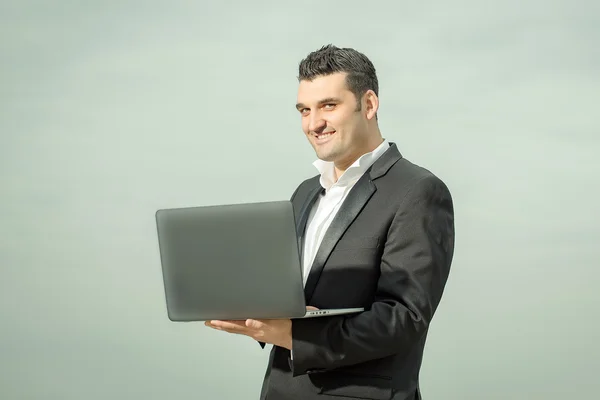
[{"xmin": 155, "ymin": 200, "xmax": 364, "ymax": 321}]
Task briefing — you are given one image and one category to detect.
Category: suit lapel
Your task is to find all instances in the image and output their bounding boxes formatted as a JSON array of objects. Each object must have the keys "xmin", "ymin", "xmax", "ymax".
[{"xmin": 303, "ymin": 173, "xmax": 376, "ymax": 303}]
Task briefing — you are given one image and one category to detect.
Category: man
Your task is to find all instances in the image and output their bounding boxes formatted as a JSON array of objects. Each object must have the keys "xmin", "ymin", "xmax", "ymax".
[{"xmin": 206, "ymin": 44, "xmax": 455, "ymax": 400}]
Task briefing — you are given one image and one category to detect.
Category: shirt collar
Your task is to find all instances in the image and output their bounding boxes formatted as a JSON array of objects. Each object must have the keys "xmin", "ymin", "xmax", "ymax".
[{"xmin": 313, "ymin": 139, "xmax": 390, "ymax": 191}]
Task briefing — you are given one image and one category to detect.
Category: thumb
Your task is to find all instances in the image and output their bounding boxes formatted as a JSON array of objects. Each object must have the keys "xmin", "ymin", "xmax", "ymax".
[{"xmin": 306, "ymin": 306, "xmax": 319, "ymax": 311}]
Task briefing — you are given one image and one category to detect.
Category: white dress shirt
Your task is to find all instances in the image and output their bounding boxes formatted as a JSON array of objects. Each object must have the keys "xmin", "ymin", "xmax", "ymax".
[{"xmin": 301, "ymin": 139, "xmax": 390, "ymax": 285}]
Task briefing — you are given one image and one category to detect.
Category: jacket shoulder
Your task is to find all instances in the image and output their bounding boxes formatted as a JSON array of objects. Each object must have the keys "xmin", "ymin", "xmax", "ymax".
[
  {"xmin": 384, "ymin": 157, "xmax": 453, "ymax": 206},
  {"xmin": 392, "ymin": 156, "xmax": 449, "ymax": 183}
]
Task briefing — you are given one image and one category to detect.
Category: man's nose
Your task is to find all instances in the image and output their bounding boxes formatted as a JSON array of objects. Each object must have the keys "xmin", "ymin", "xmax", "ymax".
[{"xmin": 308, "ymin": 113, "xmax": 326, "ymax": 133}]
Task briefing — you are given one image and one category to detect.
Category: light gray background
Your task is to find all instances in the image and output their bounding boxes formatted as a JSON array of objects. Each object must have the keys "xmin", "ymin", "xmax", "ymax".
[{"xmin": 1, "ymin": 1, "xmax": 598, "ymax": 399}]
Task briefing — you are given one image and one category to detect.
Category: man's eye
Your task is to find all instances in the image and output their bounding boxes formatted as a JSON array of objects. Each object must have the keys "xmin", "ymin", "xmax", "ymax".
[{"xmin": 324, "ymin": 104, "xmax": 335, "ymax": 109}]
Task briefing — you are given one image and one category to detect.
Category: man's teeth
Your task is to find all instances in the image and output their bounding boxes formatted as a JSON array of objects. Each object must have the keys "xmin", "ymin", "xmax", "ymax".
[{"xmin": 317, "ymin": 132, "xmax": 334, "ymax": 138}]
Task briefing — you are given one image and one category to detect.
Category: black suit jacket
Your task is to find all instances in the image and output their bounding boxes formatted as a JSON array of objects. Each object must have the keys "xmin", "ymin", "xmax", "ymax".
[{"xmin": 259, "ymin": 143, "xmax": 455, "ymax": 400}]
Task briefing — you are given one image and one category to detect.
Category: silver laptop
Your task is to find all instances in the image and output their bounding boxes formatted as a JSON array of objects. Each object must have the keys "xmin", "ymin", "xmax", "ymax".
[{"xmin": 155, "ymin": 200, "xmax": 363, "ymax": 321}]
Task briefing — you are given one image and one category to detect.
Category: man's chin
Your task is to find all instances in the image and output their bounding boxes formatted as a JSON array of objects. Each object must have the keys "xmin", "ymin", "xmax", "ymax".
[
  {"xmin": 312, "ymin": 143, "xmax": 338, "ymax": 162},
  {"xmin": 314, "ymin": 150, "xmax": 335, "ymax": 162}
]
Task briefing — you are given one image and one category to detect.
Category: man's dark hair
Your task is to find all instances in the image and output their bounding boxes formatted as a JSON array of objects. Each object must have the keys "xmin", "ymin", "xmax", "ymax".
[{"xmin": 298, "ymin": 44, "xmax": 379, "ymax": 111}]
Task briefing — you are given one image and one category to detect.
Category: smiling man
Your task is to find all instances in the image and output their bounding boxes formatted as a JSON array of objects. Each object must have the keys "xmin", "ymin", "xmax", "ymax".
[{"xmin": 206, "ymin": 44, "xmax": 456, "ymax": 400}]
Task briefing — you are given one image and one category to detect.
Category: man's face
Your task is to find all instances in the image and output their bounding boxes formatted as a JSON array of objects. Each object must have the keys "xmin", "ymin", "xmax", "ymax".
[{"xmin": 296, "ymin": 72, "xmax": 369, "ymax": 166}]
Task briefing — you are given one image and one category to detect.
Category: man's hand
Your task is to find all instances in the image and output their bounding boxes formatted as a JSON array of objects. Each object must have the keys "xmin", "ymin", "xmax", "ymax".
[{"xmin": 205, "ymin": 306, "xmax": 319, "ymax": 350}]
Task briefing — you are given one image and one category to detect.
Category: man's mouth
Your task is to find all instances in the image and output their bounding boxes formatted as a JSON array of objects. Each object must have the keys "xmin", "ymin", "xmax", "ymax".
[{"xmin": 314, "ymin": 131, "xmax": 335, "ymax": 143}]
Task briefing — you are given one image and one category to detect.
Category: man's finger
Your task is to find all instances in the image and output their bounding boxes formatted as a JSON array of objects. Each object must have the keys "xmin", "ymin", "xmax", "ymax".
[
  {"xmin": 221, "ymin": 320, "xmax": 248, "ymax": 327},
  {"xmin": 209, "ymin": 320, "xmax": 249, "ymax": 332},
  {"xmin": 306, "ymin": 306, "xmax": 319, "ymax": 310},
  {"xmin": 245, "ymin": 319, "xmax": 264, "ymax": 329}
]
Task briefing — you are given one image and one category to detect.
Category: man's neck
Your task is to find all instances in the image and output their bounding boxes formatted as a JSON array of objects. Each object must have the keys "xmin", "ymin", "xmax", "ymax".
[{"xmin": 333, "ymin": 136, "xmax": 385, "ymax": 181}]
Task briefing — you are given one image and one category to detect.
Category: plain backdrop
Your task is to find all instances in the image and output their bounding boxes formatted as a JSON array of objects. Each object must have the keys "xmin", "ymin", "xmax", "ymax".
[{"xmin": 1, "ymin": 1, "xmax": 599, "ymax": 399}]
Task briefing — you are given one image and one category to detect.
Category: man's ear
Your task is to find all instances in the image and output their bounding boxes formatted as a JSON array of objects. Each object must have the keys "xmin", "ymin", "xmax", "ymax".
[{"xmin": 364, "ymin": 90, "xmax": 379, "ymax": 120}]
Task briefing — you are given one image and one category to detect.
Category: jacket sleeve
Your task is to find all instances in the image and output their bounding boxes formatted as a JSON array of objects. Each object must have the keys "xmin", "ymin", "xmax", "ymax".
[{"xmin": 289, "ymin": 175, "xmax": 455, "ymax": 376}]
